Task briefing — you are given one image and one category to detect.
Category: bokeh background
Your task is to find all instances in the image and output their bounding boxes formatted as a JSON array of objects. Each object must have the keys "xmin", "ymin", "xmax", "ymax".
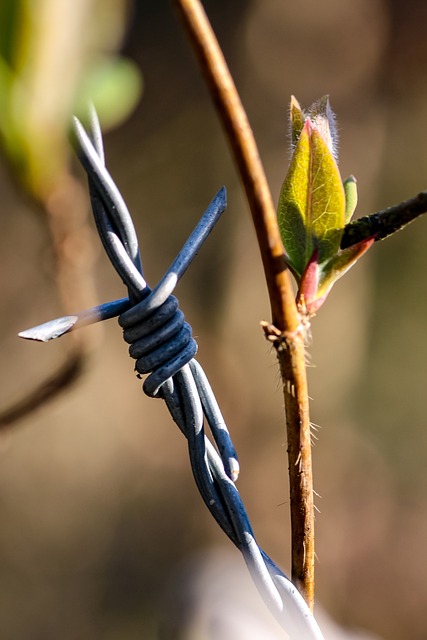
[{"xmin": 1, "ymin": 1, "xmax": 427, "ymax": 638}]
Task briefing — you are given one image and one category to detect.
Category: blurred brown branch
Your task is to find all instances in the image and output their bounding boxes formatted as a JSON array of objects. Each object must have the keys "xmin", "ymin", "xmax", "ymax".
[
  {"xmin": 0, "ymin": 172, "xmax": 99, "ymax": 428},
  {"xmin": 0, "ymin": 0, "xmax": 141, "ymax": 427},
  {"xmin": 173, "ymin": 0, "xmax": 315, "ymax": 608},
  {"xmin": 0, "ymin": 353, "xmax": 84, "ymax": 430}
]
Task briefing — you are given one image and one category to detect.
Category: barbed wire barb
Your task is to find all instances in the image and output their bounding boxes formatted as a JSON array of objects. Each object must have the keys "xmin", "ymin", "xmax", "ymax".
[{"xmin": 19, "ymin": 109, "xmax": 324, "ymax": 639}]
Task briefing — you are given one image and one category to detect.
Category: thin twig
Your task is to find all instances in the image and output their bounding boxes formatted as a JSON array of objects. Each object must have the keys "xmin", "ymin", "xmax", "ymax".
[
  {"xmin": 0, "ymin": 173, "xmax": 98, "ymax": 427},
  {"xmin": 341, "ymin": 190, "xmax": 427, "ymax": 248},
  {"xmin": 0, "ymin": 353, "xmax": 84, "ymax": 430},
  {"xmin": 173, "ymin": 0, "xmax": 315, "ymax": 608}
]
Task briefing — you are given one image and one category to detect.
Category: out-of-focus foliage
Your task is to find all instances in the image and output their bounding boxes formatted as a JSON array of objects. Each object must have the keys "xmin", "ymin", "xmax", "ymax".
[
  {"xmin": 0, "ymin": 0, "xmax": 142, "ymax": 199},
  {"xmin": 2, "ymin": 2, "xmax": 427, "ymax": 639}
]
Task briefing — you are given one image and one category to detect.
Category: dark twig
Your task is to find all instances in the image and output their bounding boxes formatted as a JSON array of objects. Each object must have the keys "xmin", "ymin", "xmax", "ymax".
[
  {"xmin": 342, "ymin": 190, "xmax": 427, "ymax": 248},
  {"xmin": 173, "ymin": 0, "xmax": 315, "ymax": 608}
]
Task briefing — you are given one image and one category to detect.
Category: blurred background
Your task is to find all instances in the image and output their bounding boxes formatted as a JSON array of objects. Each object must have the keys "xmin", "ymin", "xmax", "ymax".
[{"xmin": 1, "ymin": 0, "xmax": 427, "ymax": 638}]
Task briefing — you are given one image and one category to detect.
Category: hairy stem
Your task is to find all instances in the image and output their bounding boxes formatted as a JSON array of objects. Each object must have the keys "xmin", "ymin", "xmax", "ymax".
[{"xmin": 173, "ymin": 0, "xmax": 315, "ymax": 608}]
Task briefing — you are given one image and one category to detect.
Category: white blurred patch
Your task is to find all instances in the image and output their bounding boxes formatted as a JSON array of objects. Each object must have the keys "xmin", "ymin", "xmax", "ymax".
[{"xmin": 159, "ymin": 547, "xmax": 383, "ymax": 640}]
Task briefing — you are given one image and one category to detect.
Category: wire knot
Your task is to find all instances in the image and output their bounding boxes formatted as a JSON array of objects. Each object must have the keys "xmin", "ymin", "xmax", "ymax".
[{"xmin": 119, "ymin": 293, "xmax": 198, "ymax": 398}]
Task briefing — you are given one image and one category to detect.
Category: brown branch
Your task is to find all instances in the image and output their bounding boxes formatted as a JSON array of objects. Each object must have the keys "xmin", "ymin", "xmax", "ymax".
[
  {"xmin": 0, "ymin": 173, "xmax": 99, "ymax": 428},
  {"xmin": 173, "ymin": 0, "xmax": 315, "ymax": 608},
  {"xmin": 0, "ymin": 353, "xmax": 84, "ymax": 430}
]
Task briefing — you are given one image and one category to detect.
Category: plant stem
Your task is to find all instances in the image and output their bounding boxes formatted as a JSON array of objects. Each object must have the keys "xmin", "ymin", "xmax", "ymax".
[
  {"xmin": 341, "ymin": 190, "xmax": 427, "ymax": 248},
  {"xmin": 173, "ymin": 0, "xmax": 315, "ymax": 609}
]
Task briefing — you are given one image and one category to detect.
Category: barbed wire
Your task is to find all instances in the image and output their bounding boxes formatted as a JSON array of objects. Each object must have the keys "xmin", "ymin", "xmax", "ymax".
[{"xmin": 19, "ymin": 106, "xmax": 324, "ymax": 639}]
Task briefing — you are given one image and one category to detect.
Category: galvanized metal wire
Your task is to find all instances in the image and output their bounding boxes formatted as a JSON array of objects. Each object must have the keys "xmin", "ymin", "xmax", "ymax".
[{"xmin": 20, "ymin": 108, "xmax": 324, "ymax": 639}]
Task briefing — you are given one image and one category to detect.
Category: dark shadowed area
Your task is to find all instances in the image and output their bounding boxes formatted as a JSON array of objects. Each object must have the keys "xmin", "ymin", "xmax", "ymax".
[{"xmin": 1, "ymin": 1, "xmax": 427, "ymax": 638}]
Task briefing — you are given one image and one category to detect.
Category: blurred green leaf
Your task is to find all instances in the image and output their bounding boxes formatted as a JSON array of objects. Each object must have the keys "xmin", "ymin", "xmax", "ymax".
[
  {"xmin": 75, "ymin": 55, "xmax": 143, "ymax": 130},
  {"xmin": 0, "ymin": 57, "xmax": 16, "ymax": 156},
  {"xmin": 0, "ymin": 0, "xmax": 21, "ymax": 63},
  {"xmin": 0, "ymin": 0, "xmax": 142, "ymax": 200}
]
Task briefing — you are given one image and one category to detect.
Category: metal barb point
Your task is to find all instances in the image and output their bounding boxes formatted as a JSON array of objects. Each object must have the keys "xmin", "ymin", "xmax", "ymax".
[
  {"xmin": 18, "ymin": 108, "xmax": 323, "ymax": 639},
  {"xmin": 19, "ymin": 316, "xmax": 78, "ymax": 342}
]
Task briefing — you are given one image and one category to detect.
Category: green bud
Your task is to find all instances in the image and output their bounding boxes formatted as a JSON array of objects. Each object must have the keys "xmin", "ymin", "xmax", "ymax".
[
  {"xmin": 343, "ymin": 175, "xmax": 358, "ymax": 224},
  {"xmin": 277, "ymin": 96, "xmax": 374, "ymax": 315}
]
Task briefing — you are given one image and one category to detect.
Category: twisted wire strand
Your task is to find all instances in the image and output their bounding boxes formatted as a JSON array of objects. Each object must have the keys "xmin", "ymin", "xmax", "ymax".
[
  {"xmin": 20, "ymin": 112, "xmax": 324, "ymax": 639},
  {"xmin": 72, "ymin": 111, "xmax": 145, "ymax": 298}
]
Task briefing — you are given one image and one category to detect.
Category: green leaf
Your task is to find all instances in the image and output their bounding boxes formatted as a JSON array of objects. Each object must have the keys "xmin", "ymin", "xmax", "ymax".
[
  {"xmin": 290, "ymin": 95, "xmax": 305, "ymax": 148},
  {"xmin": 276, "ymin": 96, "xmax": 378, "ymax": 314},
  {"xmin": 296, "ymin": 236, "xmax": 374, "ymax": 315},
  {"xmin": 317, "ymin": 237, "xmax": 374, "ymax": 300},
  {"xmin": 277, "ymin": 118, "xmax": 346, "ymax": 278}
]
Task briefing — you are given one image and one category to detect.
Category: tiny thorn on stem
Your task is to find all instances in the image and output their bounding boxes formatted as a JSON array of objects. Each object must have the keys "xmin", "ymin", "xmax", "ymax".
[{"xmin": 260, "ymin": 319, "xmax": 309, "ymax": 348}]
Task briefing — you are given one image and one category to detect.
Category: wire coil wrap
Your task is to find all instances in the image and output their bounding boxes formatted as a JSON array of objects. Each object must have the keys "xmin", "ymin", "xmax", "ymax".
[
  {"xmin": 19, "ymin": 110, "xmax": 324, "ymax": 640},
  {"xmin": 120, "ymin": 294, "xmax": 198, "ymax": 398}
]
